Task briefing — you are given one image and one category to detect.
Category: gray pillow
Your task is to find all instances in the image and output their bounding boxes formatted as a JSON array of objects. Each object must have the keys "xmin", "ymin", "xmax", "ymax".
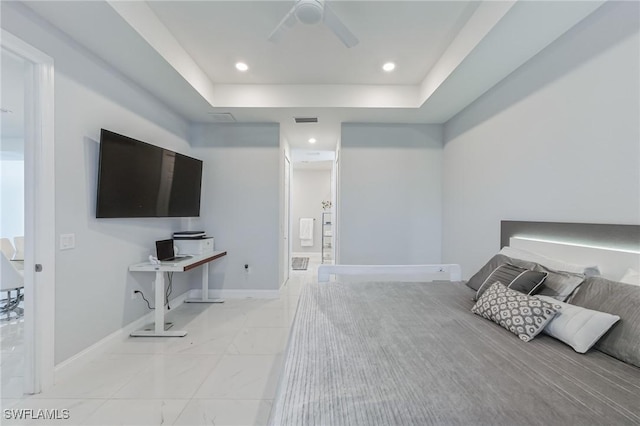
[
  {"xmin": 475, "ymin": 264, "xmax": 548, "ymax": 300},
  {"xmin": 472, "ymin": 282, "xmax": 560, "ymax": 342},
  {"xmin": 568, "ymin": 276, "xmax": 640, "ymax": 368},
  {"xmin": 532, "ymin": 264, "xmax": 585, "ymax": 302},
  {"xmin": 466, "ymin": 254, "xmax": 537, "ymax": 292}
]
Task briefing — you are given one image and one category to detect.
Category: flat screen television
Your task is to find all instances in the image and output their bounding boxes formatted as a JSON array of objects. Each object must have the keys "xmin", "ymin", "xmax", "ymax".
[{"xmin": 96, "ymin": 129, "xmax": 203, "ymax": 218}]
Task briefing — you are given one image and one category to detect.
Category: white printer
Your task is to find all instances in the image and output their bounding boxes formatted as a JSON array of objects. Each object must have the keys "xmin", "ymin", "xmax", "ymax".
[{"xmin": 173, "ymin": 231, "xmax": 214, "ymax": 255}]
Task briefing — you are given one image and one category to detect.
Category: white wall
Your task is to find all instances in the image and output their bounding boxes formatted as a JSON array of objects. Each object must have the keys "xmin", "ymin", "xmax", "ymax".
[
  {"xmin": 2, "ymin": 3, "xmax": 197, "ymax": 364},
  {"xmin": 442, "ymin": 1, "xmax": 640, "ymax": 279},
  {"xmin": 191, "ymin": 123, "xmax": 281, "ymax": 294},
  {"xmin": 0, "ymin": 159, "xmax": 24, "ymax": 241},
  {"xmin": 291, "ymin": 168, "xmax": 331, "ymax": 253},
  {"xmin": 339, "ymin": 123, "xmax": 443, "ymax": 265}
]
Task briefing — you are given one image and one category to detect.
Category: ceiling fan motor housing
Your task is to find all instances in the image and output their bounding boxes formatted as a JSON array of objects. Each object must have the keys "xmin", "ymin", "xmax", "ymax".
[{"xmin": 295, "ymin": 0, "xmax": 324, "ymax": 25}]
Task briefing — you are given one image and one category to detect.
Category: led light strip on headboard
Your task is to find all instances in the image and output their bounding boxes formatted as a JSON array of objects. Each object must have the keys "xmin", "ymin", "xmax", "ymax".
[{"xmin": 510, "ymin": 236, "xmax": 640, "ymax": 280}]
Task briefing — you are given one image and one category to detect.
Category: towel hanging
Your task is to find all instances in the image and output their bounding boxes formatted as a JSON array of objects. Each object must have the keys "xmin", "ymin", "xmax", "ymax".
[{"xmin": 300, "ymin": 218, "xmax": 314, "ymax": 246}]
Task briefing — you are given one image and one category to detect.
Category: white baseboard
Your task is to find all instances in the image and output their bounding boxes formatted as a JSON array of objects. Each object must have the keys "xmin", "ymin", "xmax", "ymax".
[
  {"xmin": 54, "ymin": 291, "xmax": 189, "ymax": 376},
  {"xmin": 188, "ymin": 288, "xmax": 280, "ymax": 300}
]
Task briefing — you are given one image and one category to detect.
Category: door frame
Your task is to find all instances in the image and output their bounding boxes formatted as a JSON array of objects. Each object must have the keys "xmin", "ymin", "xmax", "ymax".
[
  {"xmin": 2, "ymin": 30, "xmax": 56, "ymax": 393},
  {"xmin": 283, "ymin": 154, "xmax": 291, "ymax": 284}
]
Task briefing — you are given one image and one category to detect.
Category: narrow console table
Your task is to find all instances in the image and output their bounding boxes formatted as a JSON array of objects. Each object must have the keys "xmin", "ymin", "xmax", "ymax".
[{"xmin": 129, "ymin": 250, "xmax": 227, "ymax": 337}]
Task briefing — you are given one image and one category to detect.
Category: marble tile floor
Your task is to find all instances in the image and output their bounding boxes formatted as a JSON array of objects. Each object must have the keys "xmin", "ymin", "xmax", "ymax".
[
  {"xmin": 1, "ymin": 311, "xmax": 25, "ymax": 401},
  {"xmin": 0, "ymin": 259, "xmax": 319, "ymax": 425}
]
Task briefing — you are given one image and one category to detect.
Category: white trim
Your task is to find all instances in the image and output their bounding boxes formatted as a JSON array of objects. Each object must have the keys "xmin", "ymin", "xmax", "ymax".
[
  {"xmin": 188, "ymin": 289, "xmax": 281, "ymax": 300},
  {"xmin": 282, "ymin": 153, "xmax": 291, "ymax": 288},
  {"xmin": 317, "ymin": 264, "xmax": 463, "ymax": 283},
  {"xmin": 2, "ymin": 30, "xmax": 56, "ymax": 394},
  {"xmin": 55, "ymin": 291, "xmax": 189, "ymax": 376},
  {"xmin": 2, "ymin": 30, "xmax": 52, "ymax": 64}
]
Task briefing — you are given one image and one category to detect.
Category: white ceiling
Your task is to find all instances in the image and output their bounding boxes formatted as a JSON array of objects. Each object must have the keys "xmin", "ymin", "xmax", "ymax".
[
  {"xmin": 22, "ymin": 1, "xmax": 605, "ymax": 151},
  {"xmin": 147, "ymin": 1, "xmax": 477, "ymax": 85}
]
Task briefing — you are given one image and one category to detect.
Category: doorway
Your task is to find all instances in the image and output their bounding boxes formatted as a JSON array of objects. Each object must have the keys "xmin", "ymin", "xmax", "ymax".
[
  {"xmin": 1, "ymin": 46, "xmax": 27, "ymax": 398},
  {"xmin": 289, "ymin": 150, "xmax": 336, "ymax": 270},
  {"xmin": 1, "ymin": 30, "xmax": 56, "ymax": 395}
]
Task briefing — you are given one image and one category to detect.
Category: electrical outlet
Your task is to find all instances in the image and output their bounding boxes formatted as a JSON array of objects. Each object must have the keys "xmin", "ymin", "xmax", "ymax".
[{"xmin": 60, "ymin": 233, "xmax": 75, "ymax": 250}]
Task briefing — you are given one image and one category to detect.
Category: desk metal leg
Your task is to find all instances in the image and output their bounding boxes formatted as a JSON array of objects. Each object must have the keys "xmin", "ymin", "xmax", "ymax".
[
  {"xmin": 185, "ymin": 263, "xmax": 225, "ymax": 304},
  {"xmin": 130, "ymin": 270, "xmax": 187, "ymax": 337}
]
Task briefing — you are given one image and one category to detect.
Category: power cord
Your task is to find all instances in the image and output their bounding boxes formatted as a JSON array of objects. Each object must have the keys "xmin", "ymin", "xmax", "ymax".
[
  {"xmin": 134, "ymin": 290, "xmax": 154, "ymax": 310},
  {"xmin": 165, "ymin": 272, "xmax": 173, "ymax": 310},
  {"xmin": 134, "ymin": 272, "xmax": 174, "ymax": 311}
]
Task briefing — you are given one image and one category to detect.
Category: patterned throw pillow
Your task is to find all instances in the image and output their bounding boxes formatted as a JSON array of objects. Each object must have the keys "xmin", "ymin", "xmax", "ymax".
[{"xmin": 472, "ymin": 282, "xmax": 561, "ymax": 342}]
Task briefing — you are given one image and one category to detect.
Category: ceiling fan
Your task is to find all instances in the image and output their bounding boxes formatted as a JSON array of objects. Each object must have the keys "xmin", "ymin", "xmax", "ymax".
[{"xmin": 268, "ymin": 0, "xmax": 359, "ymax": 48}]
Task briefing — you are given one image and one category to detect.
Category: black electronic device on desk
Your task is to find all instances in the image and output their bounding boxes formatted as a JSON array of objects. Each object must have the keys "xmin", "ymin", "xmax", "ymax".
[{"xmin": 155, "ymin": 239, "xmax": 191, "ymax": 262}]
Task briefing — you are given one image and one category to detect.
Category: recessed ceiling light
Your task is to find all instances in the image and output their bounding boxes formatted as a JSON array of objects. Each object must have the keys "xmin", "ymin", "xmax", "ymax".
[
  {"xmin": 382, "ymin": 62, "xmax": 396, "ymax": 72},
  {"xmin": 235, "ymin": 62, "xmax": 249, "ymax": 72},
  {"xmin": 308, "ymin": 138, "xmax": 317, "ymax": 144}
]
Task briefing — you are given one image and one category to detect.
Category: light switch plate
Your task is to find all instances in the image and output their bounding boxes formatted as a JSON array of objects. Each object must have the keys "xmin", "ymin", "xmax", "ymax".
[{"xmin": 60, "ymin": 233, "xmax": 75, "ymax": 250}]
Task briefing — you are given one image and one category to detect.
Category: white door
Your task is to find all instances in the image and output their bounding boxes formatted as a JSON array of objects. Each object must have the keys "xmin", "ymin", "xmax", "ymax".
[
  {"xmin": 2, "ymin": 31, "xmax": 56, "ymax": 394},
  {"xmin": 283, "ymin": 155, "xmax": 291, "ymax": 282}
]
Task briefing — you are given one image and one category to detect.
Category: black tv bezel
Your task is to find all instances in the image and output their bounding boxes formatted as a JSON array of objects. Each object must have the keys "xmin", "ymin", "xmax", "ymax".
[{"xmin": 95, "ymin": 129, "xmax": 203, "ymax": 219}]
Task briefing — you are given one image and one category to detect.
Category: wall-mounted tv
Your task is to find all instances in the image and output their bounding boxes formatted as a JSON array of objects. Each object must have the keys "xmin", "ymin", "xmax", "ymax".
[{"xmin": 96, "ymin": 129, "xmax": 203, "ymax": 218}]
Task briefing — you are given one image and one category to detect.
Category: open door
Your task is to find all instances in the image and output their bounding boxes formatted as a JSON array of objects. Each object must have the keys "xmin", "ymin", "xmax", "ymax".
[{"xmin": 2, "ymin": 30, "xmax": 56, "ymax": 394}]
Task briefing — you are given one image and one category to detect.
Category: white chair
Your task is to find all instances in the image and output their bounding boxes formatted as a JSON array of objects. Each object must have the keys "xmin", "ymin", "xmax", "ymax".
[
  {"xmin": 1, "ymin": 252, "xmax": 24, "ymax": 319},
  {"xmin": 0, "ymin": 238, "xmax": 15, "ymax": 260},
  {"xmin": 13, "ymin": 236, "xmax": 24, "ymax": 261}
]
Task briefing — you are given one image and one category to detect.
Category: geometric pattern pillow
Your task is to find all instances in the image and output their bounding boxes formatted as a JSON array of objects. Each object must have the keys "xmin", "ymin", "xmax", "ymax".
[{"xmin": 472, "ymin": 282, "xmax": 560, "ymax": 342}]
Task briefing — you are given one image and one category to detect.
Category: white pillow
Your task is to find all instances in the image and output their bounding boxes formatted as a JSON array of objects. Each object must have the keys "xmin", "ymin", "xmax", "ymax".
[
  {"xmin": 537, "ymin": 295, "xmax": 619, "ymax": 353},
  {"xmin": 620, "ymin": 268, "xmax": 640, "ymax": 286},
  {"xmin": 499, "ymin": 246, "xmax": 600, "ymax": 276}
]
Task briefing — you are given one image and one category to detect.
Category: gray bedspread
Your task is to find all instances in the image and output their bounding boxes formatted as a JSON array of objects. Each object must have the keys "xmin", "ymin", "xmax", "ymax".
[{"xmin": 270, "ymin": 281, "xmax": 640, "ymax": 426}]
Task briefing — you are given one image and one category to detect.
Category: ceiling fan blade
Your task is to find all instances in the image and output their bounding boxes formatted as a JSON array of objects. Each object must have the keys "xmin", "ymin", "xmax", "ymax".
[
  {"xmin": 268, "ymin": 6, "xmax": 298, "ymax": 43},
  {"xmin": 323, "ymin": 4, "xmax": 359, "ymax": 48}
]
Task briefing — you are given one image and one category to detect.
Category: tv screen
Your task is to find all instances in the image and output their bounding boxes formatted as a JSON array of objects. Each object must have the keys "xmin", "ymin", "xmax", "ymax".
[{"xmin": 96, "ymin": 129, "xmax": 203, "ymax": 218}]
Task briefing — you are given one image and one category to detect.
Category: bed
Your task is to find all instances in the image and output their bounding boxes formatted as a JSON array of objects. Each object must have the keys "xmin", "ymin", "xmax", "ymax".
[{"xmin": 270, "ymin": 221, "xmax": 640, "ymax": 426}]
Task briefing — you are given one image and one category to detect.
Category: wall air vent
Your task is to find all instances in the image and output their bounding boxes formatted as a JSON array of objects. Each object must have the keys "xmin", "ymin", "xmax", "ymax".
[
  {"xmin": 207, "ymin": 112, "xmax": 236, "ymax": 123},
  {"xmin": 294, "ymin": 117, "xmax": 318, "ymax": 123}
]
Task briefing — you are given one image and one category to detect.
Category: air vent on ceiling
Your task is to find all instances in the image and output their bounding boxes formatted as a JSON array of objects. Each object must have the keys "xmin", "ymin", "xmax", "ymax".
[
  {"xmin": 207, "ymin": 112, "xmax": 236, "ymax": 123},
  {"xmin": 294, "ymin": 117, "xmax": 318, "ymax": 123}
]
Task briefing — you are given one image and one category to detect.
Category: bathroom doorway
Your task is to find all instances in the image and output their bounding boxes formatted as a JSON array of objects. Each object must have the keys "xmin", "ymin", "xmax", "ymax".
[{"xmin": 290, "ymin": 150, "xmax": 336, "ymax": 269}]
